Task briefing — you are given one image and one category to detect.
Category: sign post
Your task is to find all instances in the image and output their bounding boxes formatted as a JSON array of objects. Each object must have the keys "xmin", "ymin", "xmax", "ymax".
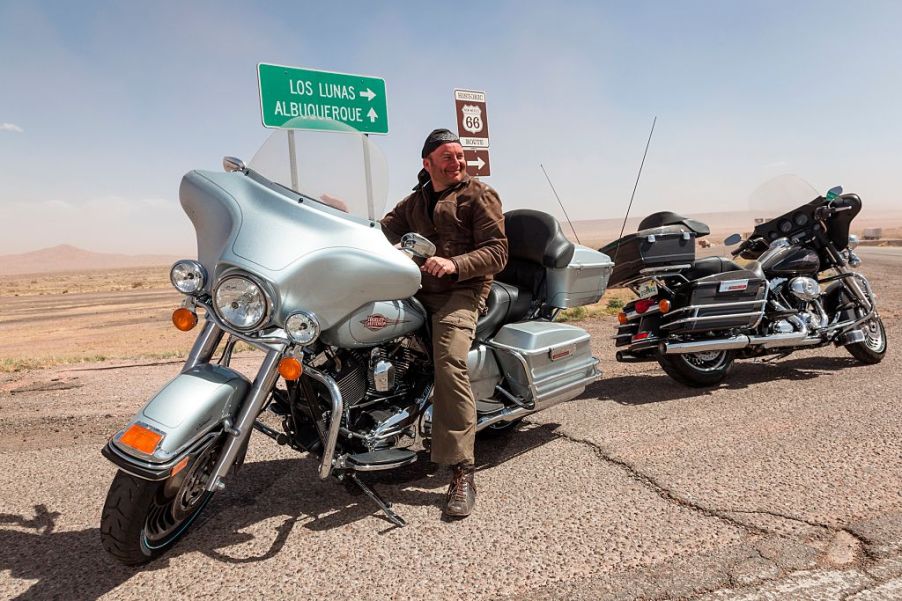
[{"xmin": 454, "ymin": 89, "xmax": 491, "ymax": 177}]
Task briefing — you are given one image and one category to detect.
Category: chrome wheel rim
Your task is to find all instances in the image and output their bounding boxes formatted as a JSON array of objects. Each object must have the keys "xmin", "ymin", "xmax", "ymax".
[
  {"xmin": 683, "ymin": 351, "xmax": 729, "ymax": 372},
  {"xmin": 863, "ymin": 318, "xmax": 886, "ymax": 352}
]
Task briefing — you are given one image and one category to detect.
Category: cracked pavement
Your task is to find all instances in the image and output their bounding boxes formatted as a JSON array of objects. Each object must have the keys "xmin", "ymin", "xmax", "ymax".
[{"xmin": 0, "ymin": 247, "xmax": 899, "ymax": 600}]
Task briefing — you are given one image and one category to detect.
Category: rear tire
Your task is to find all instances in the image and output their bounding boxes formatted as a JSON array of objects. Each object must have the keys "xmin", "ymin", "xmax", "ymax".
[
  {"xmin": 100, "ymin": 439, "xmax": 220, "ymax": 565},
  {"xmin": 657, "ymin": 350, "xmax": 735, "ymax": 387},
  {"xmin": 845, "ymin": 315, "xmax": 887, "ymax": 364}
]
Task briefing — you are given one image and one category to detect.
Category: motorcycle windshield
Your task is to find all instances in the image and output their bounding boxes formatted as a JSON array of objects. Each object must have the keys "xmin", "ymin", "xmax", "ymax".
[
  {"xmin": 746, "ymin": 174, "xmax": 823, "ymax": 218},
  {"xmin": 249, "ymin": 125, "xmax": 389, "ymax": 222}
]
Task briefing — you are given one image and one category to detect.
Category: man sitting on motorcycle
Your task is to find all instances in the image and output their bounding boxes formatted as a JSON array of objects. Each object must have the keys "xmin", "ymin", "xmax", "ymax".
[{"xmin": 381, "ymin": 128, "xmax": 508, "ymax": 518}]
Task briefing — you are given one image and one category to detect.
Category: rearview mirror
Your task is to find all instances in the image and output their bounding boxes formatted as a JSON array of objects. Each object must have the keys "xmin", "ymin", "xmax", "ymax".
[
  {"xmin": 826, "ymin": 185, "xmax": 843, "ymax": 200},
  {"xmin": 401, "ymin": 233, "xmax": 436, "ymax": 259},
  {"xmin": 724, "ymin": 233, "xmax": 743, "ymax": 246}
]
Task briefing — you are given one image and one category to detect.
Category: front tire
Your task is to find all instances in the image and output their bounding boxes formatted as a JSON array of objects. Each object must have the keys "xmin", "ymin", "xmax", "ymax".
[
  {"xmin": 100, "ymin": 439, "xmax": 220, "ymax": 565},
  {"xmin": 845, "ymin": 315, "xmax": 887, "ymax": 364},
  {"xmin": 657, "ymin": 350, "xmax": 735, "ymax": 387}
]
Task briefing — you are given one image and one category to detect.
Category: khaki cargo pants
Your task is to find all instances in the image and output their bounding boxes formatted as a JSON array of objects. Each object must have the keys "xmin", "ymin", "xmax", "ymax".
[{"xmin": 417, "ymin": 287, "xmax": 480, "ymax": 466}]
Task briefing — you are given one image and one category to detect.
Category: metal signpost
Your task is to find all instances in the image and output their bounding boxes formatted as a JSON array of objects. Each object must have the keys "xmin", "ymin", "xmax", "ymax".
[
  {"xmin": 257, "ymin": 63, "xmax": 389, "ymax": 219},
  {"xmin": 454, "ymin": 89, "xmax": 491, "ymax": 177}
]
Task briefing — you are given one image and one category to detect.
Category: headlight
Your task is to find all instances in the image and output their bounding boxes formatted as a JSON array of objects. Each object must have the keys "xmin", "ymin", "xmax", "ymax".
[
  {"xmin": 170, "ymin": 260, "xmax": 206, "ymax": 295},
  {"xmin": 214, "ymin": 275, "xmax": 268, "ymax": 330},
  {"xmin": 285, "ymin": 311, "xmax": 320, "ymax": 345},
  {"xmin": 848, "ymin": 234, "xmax": 860, "ymax": 250}
]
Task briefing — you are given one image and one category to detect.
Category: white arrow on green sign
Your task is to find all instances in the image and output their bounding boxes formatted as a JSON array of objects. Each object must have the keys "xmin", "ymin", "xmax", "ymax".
[{"xmin": 257, "ymin": 63, "xmax": 388, "ymax": 135}]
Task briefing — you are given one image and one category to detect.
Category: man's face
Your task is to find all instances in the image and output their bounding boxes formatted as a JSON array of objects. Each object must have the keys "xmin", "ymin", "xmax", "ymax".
[{"xmin": 423, "ymin": 142, "xmax": 466, "ymax": 191}]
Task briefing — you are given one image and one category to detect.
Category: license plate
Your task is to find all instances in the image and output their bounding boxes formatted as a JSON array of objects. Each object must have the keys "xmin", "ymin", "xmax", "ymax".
[{"xmin": 637, "ymin": 281, "xmax": 658, "ymax": 298}]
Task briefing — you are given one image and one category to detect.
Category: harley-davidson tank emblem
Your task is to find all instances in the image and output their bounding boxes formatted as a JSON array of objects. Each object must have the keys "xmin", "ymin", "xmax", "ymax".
[{"xmin": 360, "ymin": 314, "xmax": 409, "ymax": 332}]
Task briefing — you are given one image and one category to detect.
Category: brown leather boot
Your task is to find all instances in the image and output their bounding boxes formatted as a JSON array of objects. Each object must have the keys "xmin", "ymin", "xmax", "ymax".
[{"xmin": 445, "ymin": 463, "xmax": 476, "ymax": 518}]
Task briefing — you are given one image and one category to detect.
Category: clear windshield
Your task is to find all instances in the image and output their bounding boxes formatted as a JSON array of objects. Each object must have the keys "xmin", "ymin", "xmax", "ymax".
[
  {"xmin": 249, "ymin": 125, "xmax": 389, "ymax": 221},
  {"xmin": 746, "ymin": 174, "xmax": 823, "ymax": 217}
]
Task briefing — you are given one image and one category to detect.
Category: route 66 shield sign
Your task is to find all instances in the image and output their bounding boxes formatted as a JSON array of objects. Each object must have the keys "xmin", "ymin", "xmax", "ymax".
[{"xmin": 454, "ymin": 89, "xmax": 490, "ymax": 148}]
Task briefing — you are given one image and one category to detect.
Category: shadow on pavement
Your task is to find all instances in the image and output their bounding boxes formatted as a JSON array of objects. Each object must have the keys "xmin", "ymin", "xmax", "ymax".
[
  {"xmin": 0, "ymin": 423, "xmax": 562, "ymax": 599},
  {"xmin": 582, "ymin": 355, "xmax": 862, "ymax": 406}
]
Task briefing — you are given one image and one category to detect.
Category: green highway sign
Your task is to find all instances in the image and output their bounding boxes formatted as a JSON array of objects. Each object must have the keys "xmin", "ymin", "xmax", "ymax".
[{"xmin": 257, "ymin": 63, "xmax": 388, "ymax": 134}]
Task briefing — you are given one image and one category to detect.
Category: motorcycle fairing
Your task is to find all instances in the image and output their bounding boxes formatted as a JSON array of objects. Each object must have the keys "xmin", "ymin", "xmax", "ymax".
[{"xmin": 179, "ymin": 170, "xmax": 421, "ymax": 330}]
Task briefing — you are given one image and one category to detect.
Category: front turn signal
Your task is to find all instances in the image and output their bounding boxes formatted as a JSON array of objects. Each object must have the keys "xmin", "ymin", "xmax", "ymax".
[
  {"xmin": 279, "ymin": 357, "xmax": 303, "ymax": 381},
  {"xmin": 172, "ymin": 307, "xmax": 198, "ymax": 331},
  {"xmin": 119, "ymin": 423, "xmax": 163, "ymax": 455}
]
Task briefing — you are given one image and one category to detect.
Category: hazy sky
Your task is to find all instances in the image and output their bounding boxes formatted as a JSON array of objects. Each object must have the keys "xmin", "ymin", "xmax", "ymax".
[{"xmin": 1, "ymin": 1, "xmax": 900, "ymax": 254}]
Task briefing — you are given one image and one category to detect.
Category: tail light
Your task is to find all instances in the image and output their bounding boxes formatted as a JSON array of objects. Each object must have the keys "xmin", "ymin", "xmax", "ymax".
[
  {"xmin": 632, "ymin": 332, "xmax": 650, "ymax": 342},
  {"xmin": 635, "ymin": 298, "xmax": 656, "ymax": 314}
]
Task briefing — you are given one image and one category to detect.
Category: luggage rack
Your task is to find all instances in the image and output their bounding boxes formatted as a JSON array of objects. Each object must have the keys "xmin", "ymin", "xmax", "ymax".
[{"xmin": 620, "ymin": 264, "xmax": 692, "ymax": 294}]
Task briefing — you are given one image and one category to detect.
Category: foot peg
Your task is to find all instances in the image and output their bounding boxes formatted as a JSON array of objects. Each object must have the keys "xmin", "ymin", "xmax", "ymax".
[{"xmin": 346, "ymin": 473, "xmax": 406, "ymax": 527}]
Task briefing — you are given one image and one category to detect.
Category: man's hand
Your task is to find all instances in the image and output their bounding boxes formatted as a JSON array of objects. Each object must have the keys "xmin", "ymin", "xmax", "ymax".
[{"xmin": 421, "ymin": 256, "xmax": 457, "ymax": 278}]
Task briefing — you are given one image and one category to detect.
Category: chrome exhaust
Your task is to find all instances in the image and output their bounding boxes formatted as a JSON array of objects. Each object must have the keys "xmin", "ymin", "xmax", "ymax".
[{"xmin": 661, "ymin": 336, "xmax": 751, "ymax": 354}]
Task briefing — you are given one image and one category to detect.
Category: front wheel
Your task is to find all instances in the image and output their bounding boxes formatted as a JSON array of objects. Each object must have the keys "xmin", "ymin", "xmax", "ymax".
[
  {"xmin": 657, "ymin": 350, "xmax": 735, "ymax": 387},
  {"xmin": 845, "ymin": 315, "xmax": 887, "ymax": 364},
  {"xmin": 100, "ymin": 439, "xmax": 220, "ymax": 565}
]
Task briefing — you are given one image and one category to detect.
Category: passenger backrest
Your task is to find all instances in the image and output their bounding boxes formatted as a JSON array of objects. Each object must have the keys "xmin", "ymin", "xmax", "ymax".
[{"xmin": 496, "ymin": 209, "xmax": 575, "ymax": 299}]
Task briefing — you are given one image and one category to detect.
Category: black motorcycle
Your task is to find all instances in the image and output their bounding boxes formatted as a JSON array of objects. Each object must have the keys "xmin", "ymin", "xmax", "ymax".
[{"xmin": 602, "ymin": 182, "xmax": 886, "ymax": 386}]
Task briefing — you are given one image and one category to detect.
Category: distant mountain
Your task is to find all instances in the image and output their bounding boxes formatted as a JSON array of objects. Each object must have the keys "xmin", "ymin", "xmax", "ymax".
[{"xmin": 0, "ymin": 245, "xmax": 182, "ymax": 275}]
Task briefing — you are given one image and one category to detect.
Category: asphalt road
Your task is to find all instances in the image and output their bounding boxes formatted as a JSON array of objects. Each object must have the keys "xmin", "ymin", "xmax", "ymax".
[{"xmin": 1, "ymin": 252, "xmax": 900, "ymax": 600}]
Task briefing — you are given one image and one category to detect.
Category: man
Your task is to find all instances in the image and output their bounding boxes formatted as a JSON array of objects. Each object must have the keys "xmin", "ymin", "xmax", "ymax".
[{"xmin": 381, "ymin": 128, "xmax": 507, "ymax": 518}]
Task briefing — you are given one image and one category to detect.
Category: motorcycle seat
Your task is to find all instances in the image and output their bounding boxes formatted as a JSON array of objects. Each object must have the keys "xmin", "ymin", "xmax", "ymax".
[
  {"xmin": 684, "ymin": 256, "xmax": 746, "ymax": 280},
  {"xmin": 476, "ymin": 281, "xmax": 532, "ymax": 339}
]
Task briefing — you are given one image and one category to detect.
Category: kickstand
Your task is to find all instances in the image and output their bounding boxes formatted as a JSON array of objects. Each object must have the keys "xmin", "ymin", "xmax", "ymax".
[
  {"xmin": 761, "ymin": 352, "xmax": 791, "ymax": 363},
  {"xmin": 347, "ymin": 473, "xmax": 407, "ymax": 528}
]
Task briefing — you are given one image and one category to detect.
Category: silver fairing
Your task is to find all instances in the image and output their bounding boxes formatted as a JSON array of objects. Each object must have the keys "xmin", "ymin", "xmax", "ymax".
[{"xmin": 179, "ymin": 170, "xmax": 421, "ymax": 330}]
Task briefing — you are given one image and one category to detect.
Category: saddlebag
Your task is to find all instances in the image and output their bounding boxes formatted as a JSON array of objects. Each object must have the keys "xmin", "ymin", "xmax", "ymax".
[
  {"xmin": 600, "ymin": 225, "xmax": 697, "ymax": 287},
  {"xmin": 546, "ymin": 246, "xmax": 614, "ymax": 309},
  {"xmin": 660, "ymin": 271, "xmax": 766, "ymax": 334},
  {"xmin": 489, "ymin": 321, "xmax": 599, "ymax": 410}
]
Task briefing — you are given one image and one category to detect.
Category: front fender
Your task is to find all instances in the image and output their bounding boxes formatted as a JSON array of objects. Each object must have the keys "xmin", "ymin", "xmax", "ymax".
[{"xmin": 102, "ymin": 363, "xmax": 251, "ymax": 480}]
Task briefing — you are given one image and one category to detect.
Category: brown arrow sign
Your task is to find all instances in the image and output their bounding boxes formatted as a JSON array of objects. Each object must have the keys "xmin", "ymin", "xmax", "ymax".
[{"xmin": 463, "ymin": 148, "xmax": 490, "ymax": 177}]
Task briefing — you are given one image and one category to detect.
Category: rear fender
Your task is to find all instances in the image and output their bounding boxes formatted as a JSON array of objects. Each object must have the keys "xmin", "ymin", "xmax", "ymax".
[{"xmin": 102, "ymin": 363, "xmax": 251, "ymax": 480}]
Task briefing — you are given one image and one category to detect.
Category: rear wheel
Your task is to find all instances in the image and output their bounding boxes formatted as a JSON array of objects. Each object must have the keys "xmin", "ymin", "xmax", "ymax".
[
  {"xmin": 100, "ymin": 438, "xmax": 220, "ymax": 565},
  {"xmin": 658, "ymin": 350, "xmax": 735, "ymax": 387},
  {"xmin": 845, "ymin": 315, "xmax": 887, "ymax": 364}
]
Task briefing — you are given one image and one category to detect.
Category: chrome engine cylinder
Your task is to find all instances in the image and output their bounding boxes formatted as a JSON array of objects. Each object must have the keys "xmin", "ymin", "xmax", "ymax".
[{"xmin": 789, "ymin": 277, "xmax": 820, "ymax": 301}]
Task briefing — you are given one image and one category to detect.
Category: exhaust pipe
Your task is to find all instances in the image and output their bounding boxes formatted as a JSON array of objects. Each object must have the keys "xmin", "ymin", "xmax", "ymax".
[
  {"xmin": 661, "ymin": 318, "xmax": 814, "ymax": 355},
  {"xmin": 661, "ymin": 335, "xmax": 751, "ymax": 354}
]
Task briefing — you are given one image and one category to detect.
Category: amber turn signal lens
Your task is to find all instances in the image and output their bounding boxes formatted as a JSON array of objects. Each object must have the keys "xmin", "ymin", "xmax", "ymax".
[
  {"xmin": 172, "ymin": 307, "xmax": 198, "ymax": 331},
  {"xmin": 658, "ymin": 299, "xmax": 672, "ymax": 314},
  {"xmin": 617, "ymin": 311, "xmax": 628, "ymax": 325},
  {"xmin": 278, "ymin": 357, "xmax": 303, "ymax": 381},
  {"xmin": 170, "ymin": 456, "xmax": 190, "ymax": 477},
  {"xmin": 120, "ymin": 423, "xmax": 163, "ymax": 455}
]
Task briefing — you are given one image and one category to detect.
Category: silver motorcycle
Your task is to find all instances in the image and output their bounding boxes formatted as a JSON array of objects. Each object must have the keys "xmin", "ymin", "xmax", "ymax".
[{"xmin": 100, "ymin": 129, "xmax": 614, "ymax": 565}]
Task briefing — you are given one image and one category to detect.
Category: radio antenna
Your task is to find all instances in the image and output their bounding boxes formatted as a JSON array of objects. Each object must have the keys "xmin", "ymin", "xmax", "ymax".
[
  {"xmin": 612, "ymin": 116, "xmax": 657, "ymax": 264},
  {"xmin": 540, "ymin": 163, "xmax": 581, "ymax": 245}
]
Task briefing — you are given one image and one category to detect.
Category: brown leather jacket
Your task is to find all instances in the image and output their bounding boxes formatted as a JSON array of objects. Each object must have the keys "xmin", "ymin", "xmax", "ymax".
[{"xmin": 381, "ymin": 176, "xmax": 508, "ymax": 300}]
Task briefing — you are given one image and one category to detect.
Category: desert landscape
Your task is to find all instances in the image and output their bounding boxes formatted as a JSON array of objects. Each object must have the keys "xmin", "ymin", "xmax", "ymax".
[{"xmin": 2, "ymin": 210, "xmax": 901, "ymax": 373}]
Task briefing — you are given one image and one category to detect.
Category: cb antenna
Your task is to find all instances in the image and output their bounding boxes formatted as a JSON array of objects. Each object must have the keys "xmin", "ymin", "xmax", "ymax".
[
  {"xmin": 540, "ymin": 163, "xmax": 581, "ymax": 245},
  {"xmin": 613, "ymin": 115, "xmax": 657, "ymax": 264}
]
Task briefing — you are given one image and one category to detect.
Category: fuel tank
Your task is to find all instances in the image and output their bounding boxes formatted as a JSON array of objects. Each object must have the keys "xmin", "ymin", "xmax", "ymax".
[
  {"xmin": 760, "ymin": 245, "xmax": 819, "ymax": 276},
  {"xmin": 321, "ymin": 299, "xmax": 426, "ymax": 348}
]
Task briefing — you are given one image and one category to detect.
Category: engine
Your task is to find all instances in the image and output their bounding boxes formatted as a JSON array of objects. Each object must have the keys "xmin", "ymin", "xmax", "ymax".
[
  {"xmin": 768, "ymin": 277, "xmax": 828, "ymax": 335},
  {"xmin": 324, "ymin": 337, "xmax": 428, "ymax": 408}
]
